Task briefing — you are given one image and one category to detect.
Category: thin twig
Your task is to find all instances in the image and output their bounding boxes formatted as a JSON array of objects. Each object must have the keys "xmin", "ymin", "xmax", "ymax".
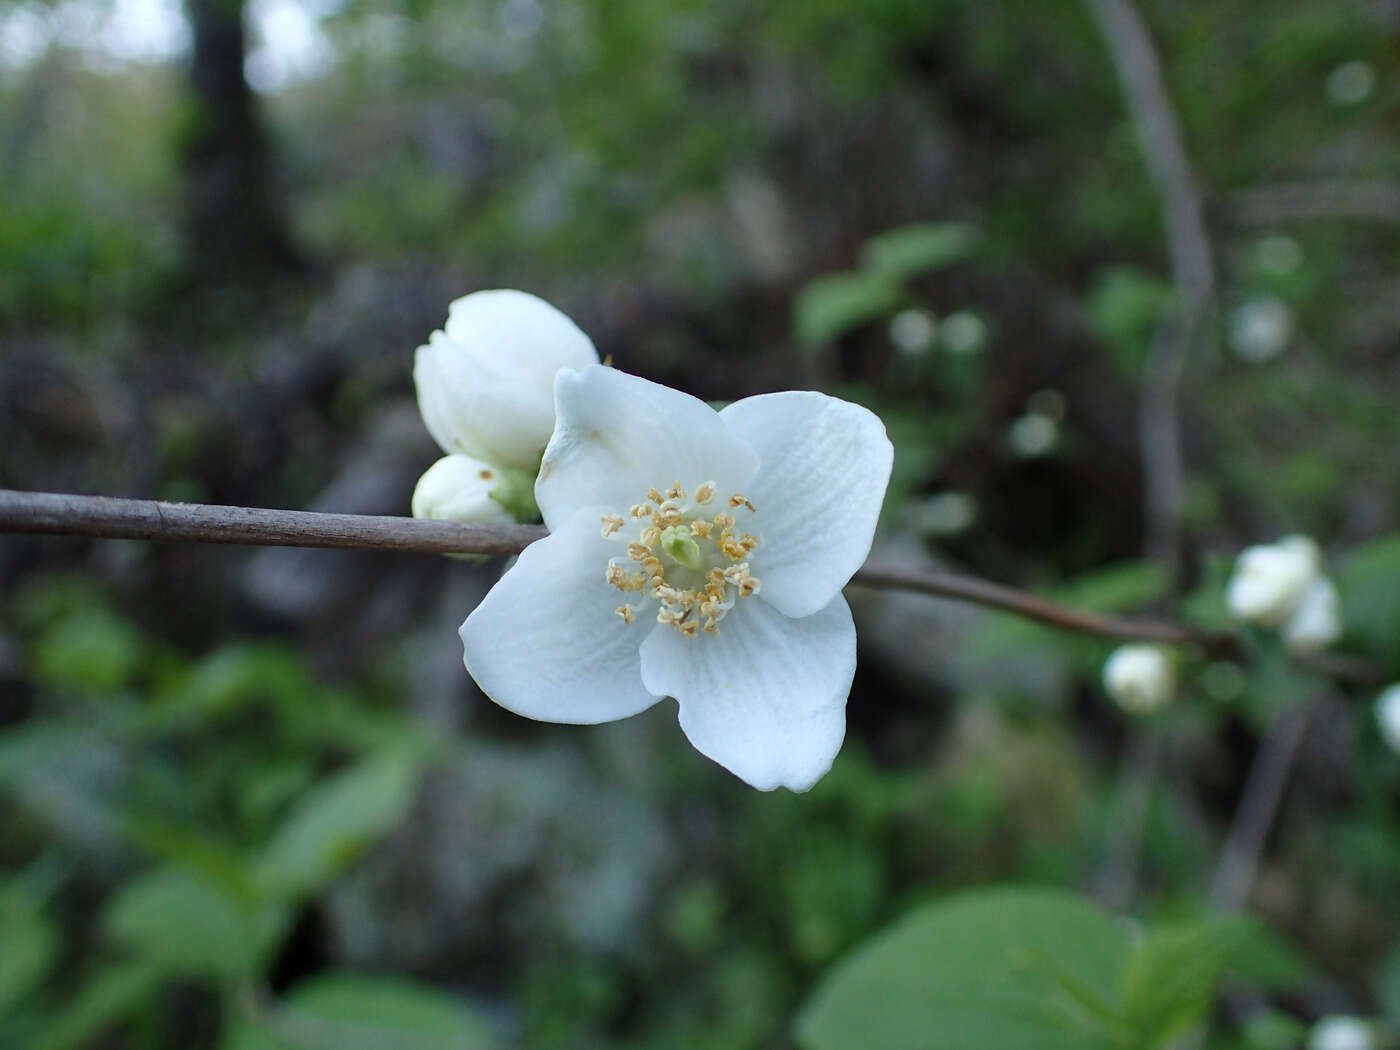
[
  {"xmin": 1, "ymin": 488, "xmax": 1235, "ymax": 652},
  {"xmin": 1085, "ymin": 0, "xmax": 1214, "ymax": 574},
  {"xmin": 1208, "ymin": 699, "xmax": 1313, "ymax": 912},
  {"xmin": 1231, "ymin": 179, "xmax": 1400, "ymax": 226},
  {"xmin": 1092, "ymin": 730, "xmax": 1162, "ymax": 909}
]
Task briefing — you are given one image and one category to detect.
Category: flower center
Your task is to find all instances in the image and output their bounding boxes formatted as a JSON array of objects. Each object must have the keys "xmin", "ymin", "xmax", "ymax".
[{"xmin": 600, "ymin": 480, "xmax": 761, "ymax": 638}]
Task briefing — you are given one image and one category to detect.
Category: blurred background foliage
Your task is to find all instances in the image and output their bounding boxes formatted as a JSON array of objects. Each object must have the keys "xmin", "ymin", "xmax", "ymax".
[{"xmin": 1, "ymin": 0, "xmax": 1399, "ymax": 1047}]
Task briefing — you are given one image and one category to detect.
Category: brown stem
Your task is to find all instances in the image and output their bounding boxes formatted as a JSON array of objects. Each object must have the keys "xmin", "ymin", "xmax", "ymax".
[{"xmin": 2, "ymin": 487, "xmax": 1239, "ymax": 654}]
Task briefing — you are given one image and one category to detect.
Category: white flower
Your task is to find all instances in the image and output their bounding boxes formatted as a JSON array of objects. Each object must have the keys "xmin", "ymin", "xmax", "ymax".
[
  {"xmin": 1226, "ymin": 536, "xmax": 1321, "ymax": 627},
  {"xmin": 1309, "ymin": 1015, "xmax": 1374, "ymax": 1050},
  {"xmin": 459, "ymin": 364, "xmax": 893, "ymax": 791},
  {"xmin": 411, "ymin": 454, "xmax": 516, "ymax": 525},
  {"xmin": 1376, "ymin": 684, "xmax": 1400, "ymax": 756},
  {"xmin": 414, "ymin": 289, "xmax": 599, "ymax": 471},
  {"xmin": 1229, "ymin": 297, "xmax": 1294, "ymax": 363},
  {"xmin": 1281, "ymin": 576, "xmax": 1342, "ymax": 654},
  {"xmin": 1102, "ymin": 645, "xmax": 1175, "ymax": 714}
]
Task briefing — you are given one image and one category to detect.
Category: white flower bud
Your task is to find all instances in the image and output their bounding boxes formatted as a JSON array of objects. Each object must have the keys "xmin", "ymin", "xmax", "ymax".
[
  {"xmin": 1376, "ymin": 684, "xmax": 1400, "ymax": 756},
  {"xmin": 413, "ymin": 289, "xmax": 599, "ymax": 470},
  {"xmin": 1226, "ymin": 536, "xmax": 1321, "ymax": 627},
  {"xmin": 1103, "ymin": 645, "xmax": 1175, "ymax": 714},
  {"xmin": 411, "ymin": 454, "xmax": 515, "ymax": 525},
  {"xmin": 1308, "ymin": 1016, "xmax": 1374, "ymax": 1050},
  {"xmin": 1282, "ymin": 576, "xmax": 1342, "ymax": 654}
]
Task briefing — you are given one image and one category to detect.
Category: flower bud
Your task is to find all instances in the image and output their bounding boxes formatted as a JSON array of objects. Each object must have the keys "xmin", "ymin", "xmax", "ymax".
[
  {"xmin": 411, "ymin": 454, "xmax": 516, "ymax": 525},
  {"xmin": 414, "ymin": 289, "xmax": 599, "ymax": 471},
  {"xmin": 1308, "ymin": 1016, "xmax": 1374, "ymax": 1050},
  {"xmin": 1376, "ymin": 684, "xmax": 1400, "ymax": 756},
  {"xmin": 1226, "ymin": 535, "xmax": 1321, "ymax": 627},
  {"xmin": 1103, "ymin": 645, "xmax": 1175, "ymax": 714},
  {"xmin": 1281, "ymin": 576, "xmax": 1342, "ymax": 654}
]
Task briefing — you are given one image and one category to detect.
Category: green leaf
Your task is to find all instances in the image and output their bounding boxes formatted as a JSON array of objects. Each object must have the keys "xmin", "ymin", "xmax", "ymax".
[
  {"xmin": 795, "ymin": 886, "xmax": 1132, "ymax": 1050},
  {"xmin": 793, "ymin": 270, "xmax": 902, "ymax": 347},
  {"xmin": 224, "ymin": 973, "xmax": 494, "ymax": 1050},
  {"xmin": 256, "ymin": 754, "xmax": 420, "ymax": 899},
  {"xmin": 1372, "ymin": 941, "xmax": 1400, "ymax": 1027},
  {"xmin": 860, "ymin": 222, "xmax": 978, "ymax": 282},
  {"xmin": 0, "ymin": 888, "xmax": 58, "ymax": 1013},
  {"xmin": 1085, "ymin": 267, "xmax": 1173, "ymax": 377},
  {"xmin": 101, "ymin": 866, "xmax": 277, "ymax": 981},
  {"xmin": 1121, "ymin": 919, "xmax": 1240, "ymax": 1047},
  {"xmin": 29, "ymin": 963, "xmax": 162, "ymax": 1050},
  {"xmin": 1337, "ymin": 533, "xmax": 1400, "ymax": 669}
]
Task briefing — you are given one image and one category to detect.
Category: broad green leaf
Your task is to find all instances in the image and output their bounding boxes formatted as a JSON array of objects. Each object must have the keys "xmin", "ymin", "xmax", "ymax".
[
  {"xmin": 1372, "ymin": 941, "xmax": 1400, "ymax": 1027},
  {"xmin": 0, "ymin": 889, "xmax": 58, "ymax": 1013},
  {"xmin": 256, "ymin": 753, "xmax": 420, "ymax": 899},
  {"xmin": 1337, "ymin": 533, "xmax": 1400, "ymax": 669},
  {"xmin": 793, "ymin": 270, "xmax": 901, "ymax": 347},
  {"xmin": 795, "ymin": 886, "xmax": 1132, "ymax": 1050},
  {"xmin": 1121, "ymin": 919, "xmax": 1240, "ymax": 1048},
  {"xmin": 29, "ymin": 963, "xmax": 162, "ymax": 1050},
  {"xmin": 223, "ymin": 972, "xmax": 494, "ymax": 1050},
  {"xmin": 860, "ymin": 222, "xmax": 978, "ymax": 282},
  {"xmin": 1085, "ymin": 267, "xmax": 1173, "ymax": 377},
  {"xmin": 31, "ymin": 610, "xmax": 146, "ymax": 693},
  {"xmin": 101, "ymin": 866, "xmax": 277, "ymax": 981}
]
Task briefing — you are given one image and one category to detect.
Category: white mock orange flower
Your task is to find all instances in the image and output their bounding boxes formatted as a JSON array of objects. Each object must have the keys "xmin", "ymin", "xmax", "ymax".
[{"xmin": 459, "ymin": 364, "xmax": 892, "ymax": 791}]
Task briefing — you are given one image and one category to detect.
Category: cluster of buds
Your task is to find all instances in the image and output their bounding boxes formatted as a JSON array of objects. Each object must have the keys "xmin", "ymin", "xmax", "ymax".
[
  {"xmin": 411, "ymin": 290, "xmax": 599, "ymax": 524},
  {"xmin": 1226, "ymin": 536, "xmax": 1342, "ymax": 654}
]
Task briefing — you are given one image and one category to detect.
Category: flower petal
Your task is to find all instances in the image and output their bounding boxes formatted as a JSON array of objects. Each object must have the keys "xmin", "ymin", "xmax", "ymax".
[
  {"xmin": 719, "ymin": 391, "xmax": 892, "ymax": 618},
  {"xmin": 411, "ymin": 454, "xmax": 516, "ymax": 524},
  {"xmin": 444, "ymin": 289, "xmax": 599, "ymax": 387},
  {"xmin": 536, "ymin": 366, "xmax": 759, "ymax": 530},
  {"xmin": 461, "ymin": 508, "xmax": 660, "ymax": 724},
  {"xmin": 639, "ymin": 595, "xmax": 855, "ymax": 791}
]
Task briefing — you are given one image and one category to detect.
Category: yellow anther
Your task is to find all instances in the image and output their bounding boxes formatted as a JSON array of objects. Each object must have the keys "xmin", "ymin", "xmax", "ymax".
[
  {"xmin": 606, "ymin": 562, "xmax": 631, "ymax": 590},
  {"xmin": 647, "ymin": 488, "xmax": 664, "ymax": 505},
  {"xmin": 627, "ymin": 542, "xmax": 652, "ymax": 561},
  {"xmin": 695, "ymin": 481, "xmax": 717, "ymax": 505},
  {"xmin": 728, "ymin": 493, "xmax": 755, "ymax": 512},
  {"xmin": 639, "ymin": 525, "xmax": 661, "ymax": 547},
  {"xmin": 616, "ymin": 604, "xmax": 636, "ymax": 624},
  {"xmin": 689, "ymin": 519, "xmax": 713, "ymax": 539},
  {"xmin": 629, "ymin": 503, "xmax": 651, "ymax": 519},
  {"xmin": 702, "ymin": 619, "xmax": 719, "ymax": 635},
  {"xmin": 678, "ymin": 620, "xmax": 699, "ymax": 638},
  {"xmin": 642, "ymin": 556, "xmax": 663, "ymax": 577},
  {"xmin": 739, "ymin": 532, "xmax": 759, "ymax": 552},
  {"xmin": 665, "ymin": 481, "xmax": 687, "ymax": 501},
  {"xmin": 601, "ymin": 514, "xmax": 625, "ymax": 537},
  {"xmin": 713, "ymin": 512, "xmax": 736, "ymax": 531},
  {"xmin": 739, "ymin": 575, "xmax": 761, "ymax": 598}
]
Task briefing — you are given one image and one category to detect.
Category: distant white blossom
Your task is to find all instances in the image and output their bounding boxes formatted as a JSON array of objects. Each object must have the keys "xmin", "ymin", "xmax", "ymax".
[
  {"xmin": 1008, "ymin": 412, "xmax": 1058, "ymax": 458},
  {"xmin": 1309, "ymin": 1015, "xmax": 1374, "ymax": 1050},
  {"xmin": 939, "ymin": 311, "xmax": 987, "ymax": 355},
  {"xmin": 460, "ymin": 363, "xmax": 892, "ymax": 791},
  {"xmin": 1326, "ymin": 61, "xmax": 1375, "ymax": 106},
  {"xmin": 1226, "ymin": 536, "xmax": 1321, "ymax": 627},
  {"xmin": 1103, "ymin": 645, "xmax": 1175, "ymax": 714},
  {"xmin": 414, "ymin": 289, "xmax": 599, "ymax": 472},
  {"xmin": 1281, "ymin": 576, "xmax": 1342, "ymax": 654},
  {"xmin": 1229, "ymin": 297, "xmax": 1294, "ymax": 363},
  {"xmin": 888, "ymin": 309, "xmax": 937, "ymax": 356},
  {"xmin": 1376, "ymin": 684, "xmax": 1400, "ymax": 756}
]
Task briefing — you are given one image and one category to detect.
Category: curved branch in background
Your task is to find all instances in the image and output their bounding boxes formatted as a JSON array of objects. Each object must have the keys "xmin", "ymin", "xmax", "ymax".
[
  {"xmin": 1230, "ymin": 179, "xmax": 1400, "ymax": 226},
  {"xmin": 1085, "ymin": 0, "xmax": 1215, "ymax": 574}
]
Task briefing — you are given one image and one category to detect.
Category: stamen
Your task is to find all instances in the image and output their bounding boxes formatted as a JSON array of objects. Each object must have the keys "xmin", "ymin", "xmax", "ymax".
[
  {"xmin": 690, "ymin": 520, "xmax": 713, "ymax": 539},
  {"xmin": 728, "ymin": 493, "xmax": 755, "ymax": 512},
  {"xmin": 713, "ymin": 512, "xmax": 735, "ymax": 531},
  {"xmin": 616, "ymin": 604, "xmax": 636, "ymax": 624},
  {"xmin": 629, "ymin": 503, "xmax": 651, "ymax": 519},
  {"xmin": 601, "ymin": 514, "xmax": 625, "ymax": 537},
  {"xmin": 647, "ymin": 488, "xmax": 664, "ymax": 505},
  {"xmin": 695, "ymin": 482, "xmax": 717, "ymax": 505},
  {"xmin": 665, "ymin": 481, "xmax": 687, "ymax": 501},
  {"xmin": 627, "ymin": 542, "xmax": 652, "ymax": 561}
]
